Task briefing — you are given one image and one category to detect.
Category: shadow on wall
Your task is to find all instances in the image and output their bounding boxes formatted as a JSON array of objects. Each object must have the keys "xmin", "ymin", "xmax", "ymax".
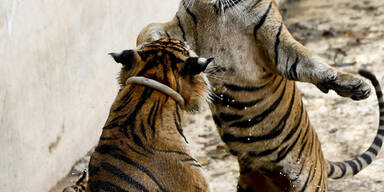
[{"xmin": 0, "ymin": 1, "xmax": 180, "ymax": 191}]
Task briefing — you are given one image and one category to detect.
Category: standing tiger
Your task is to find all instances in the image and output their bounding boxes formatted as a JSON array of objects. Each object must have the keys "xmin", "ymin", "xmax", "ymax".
[
  {"xmin": 137, "ymin": 0, "xmax": 384, "ymax": 191},
  {"xmin": 63, "ymin": 38, "xmax": 213, "ymax": 192}
]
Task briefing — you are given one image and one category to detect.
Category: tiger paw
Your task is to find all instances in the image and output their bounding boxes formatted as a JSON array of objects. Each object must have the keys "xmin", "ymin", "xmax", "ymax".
[{"xmin": 316, "ymin": 71, "xmax": 371, "ymax": 100}]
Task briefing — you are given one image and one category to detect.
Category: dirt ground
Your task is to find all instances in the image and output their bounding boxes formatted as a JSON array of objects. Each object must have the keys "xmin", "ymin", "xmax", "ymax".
[{"xmin": 50, "ymin": 0, "xmax": 384, "ymax": 191}]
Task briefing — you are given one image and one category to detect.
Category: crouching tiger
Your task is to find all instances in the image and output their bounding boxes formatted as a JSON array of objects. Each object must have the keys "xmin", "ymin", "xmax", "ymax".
[
  {"xmin": 136, "ymin": 0, "xmax": 383, "ymax": 191},
  {"xmin": 63, "ymin": 38, "xmax": 213, "ymax": 192}
]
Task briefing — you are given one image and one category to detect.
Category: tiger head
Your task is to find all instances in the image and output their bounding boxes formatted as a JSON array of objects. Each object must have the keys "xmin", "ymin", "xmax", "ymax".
[{"xmin": 110, "ymin": 38, "xmax": 213, "ymax": 111}]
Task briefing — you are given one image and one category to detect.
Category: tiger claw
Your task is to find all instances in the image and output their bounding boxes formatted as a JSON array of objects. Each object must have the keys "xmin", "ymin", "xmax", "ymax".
[
  {"xmin": 316, "ymin": 71, "xmax": 371, "ymax": 100},
  {"xmin": 316, "ymin": 84, "xmax": 330, "ymax": 94}
]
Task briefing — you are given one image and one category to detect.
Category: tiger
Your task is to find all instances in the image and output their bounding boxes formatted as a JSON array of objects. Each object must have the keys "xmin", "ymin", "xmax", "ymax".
[
  {"xmin": 136, "ymin": 0, "xmax": 384, "ymax": 191},
  {"xmin": 63, "ymin": 171, "xmax": 88, "ymax": 192},
  {"xmin": 63, "ymin": 38, "xmax": 214, "ymax": 192}
]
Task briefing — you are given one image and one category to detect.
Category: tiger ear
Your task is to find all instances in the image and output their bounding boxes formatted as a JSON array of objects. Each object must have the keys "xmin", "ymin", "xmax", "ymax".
[
  {"xmin": 182, "ymin": 57, "xmax": 214, "ymax": 75},
  {"xmin": 109, "ymin": 50, "xmax": 139, "ymax": 69}
]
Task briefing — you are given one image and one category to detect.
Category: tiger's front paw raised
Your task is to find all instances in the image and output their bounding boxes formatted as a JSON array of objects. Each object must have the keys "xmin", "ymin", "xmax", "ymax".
[{"xmin": 316, "ymin": 71, "xmax": 371, "ymax": 100}]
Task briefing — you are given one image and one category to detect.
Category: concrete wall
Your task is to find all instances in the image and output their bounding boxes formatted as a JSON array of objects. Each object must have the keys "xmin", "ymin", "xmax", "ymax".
[{"xmin": 0, "ymin": 1, "xmax": 179, "ymax": 191}]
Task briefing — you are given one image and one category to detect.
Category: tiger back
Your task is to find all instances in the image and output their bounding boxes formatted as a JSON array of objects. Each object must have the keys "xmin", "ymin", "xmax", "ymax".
[{"xmin": 64, "ymin": 38, "xmax": 213, "ymax": 192}]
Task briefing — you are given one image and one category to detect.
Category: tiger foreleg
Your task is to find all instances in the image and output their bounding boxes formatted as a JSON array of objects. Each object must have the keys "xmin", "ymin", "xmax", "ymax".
[
  {"xmin": 137, "ymin": 23, "xmax": 168, "ymax": 45},
  {"xmin": 253, "ymin": 1, "xmax": 371, "ymax": 100},
  {"xmin": 282, "ymin": 46, "xmax": 371, "ymax": 100},
  {"xmin": 280, "ymin": 50, "xmax": 371, "ymax": 100}
]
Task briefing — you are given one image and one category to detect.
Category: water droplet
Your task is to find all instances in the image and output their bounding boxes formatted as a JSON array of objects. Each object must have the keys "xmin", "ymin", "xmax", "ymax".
[
  {"xmin": 247, "ymin": 138, "xmax": 250, "ymax": 141},
  {"xmin": 248, "ymin": 119, "xmax": 251, "ymax": 122},
  {"xmin": 231, "ymin": 100, "xmax": 235, "ymax": 103},
  {"xmin": 226, "ymin": 105, "xmax": 229, "ymax": 108},
  {"xmin": 244, "ymin": 107, "xmax": 247, "ymax": 110}
]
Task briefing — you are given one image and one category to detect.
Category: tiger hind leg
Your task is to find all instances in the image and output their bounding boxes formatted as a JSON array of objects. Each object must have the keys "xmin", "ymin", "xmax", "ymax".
[{"xmin": 237, "ymin": 169, "xmax": 293, "ymax": 192}]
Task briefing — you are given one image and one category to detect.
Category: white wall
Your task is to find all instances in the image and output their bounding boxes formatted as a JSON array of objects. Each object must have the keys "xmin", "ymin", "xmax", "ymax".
[{"xmin": 0, "ymin": 1, "xmax": 179, "ymax": 191}]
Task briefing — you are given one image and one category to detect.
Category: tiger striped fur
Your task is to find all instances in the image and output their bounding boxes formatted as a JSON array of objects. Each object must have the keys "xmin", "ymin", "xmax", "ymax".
[
  {"xmin": 63, "ymin": 38, "xmax": 213, "ymax": 192},
  {"xmin": 137, "ymin": 0, "xmax": 383, "ymax": 191},
  {"xmin": 63, "ymin": 171, "xmax": 88, "ymax": 192}
]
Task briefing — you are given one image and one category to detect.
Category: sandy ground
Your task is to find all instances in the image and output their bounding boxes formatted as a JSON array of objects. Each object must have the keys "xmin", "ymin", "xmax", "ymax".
[{"xmin": 50, "ymin": 0, "xmax": 384, "ymax": 191}]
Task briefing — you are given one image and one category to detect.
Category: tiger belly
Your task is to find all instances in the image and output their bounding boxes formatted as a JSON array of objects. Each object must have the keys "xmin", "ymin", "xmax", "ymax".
[{"xmin": 209, "ymin": 76, "xmax": 328, "ymax": 191}]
